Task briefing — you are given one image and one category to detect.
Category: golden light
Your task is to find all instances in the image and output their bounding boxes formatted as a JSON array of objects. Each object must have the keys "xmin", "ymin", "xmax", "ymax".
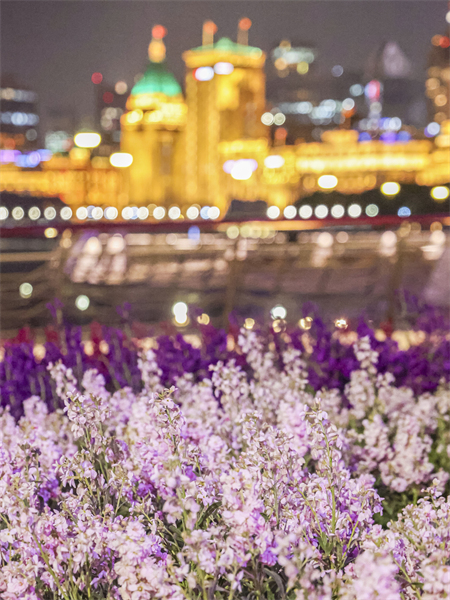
[
  {"xmin": 244, "ymin": 318, "xmax": 255, "ymax": 330},
  {"xmin": 273, "ymin": 319, "xmax": 285, "ymax": 333},
  {"xmin": 335, "ymin": 318, "xmax": 348, "ymax": 330},
  {"xmin": 381, "ymin": 182, "xmax": 400, "ymax": 196},
  {"xmin": 299, "ymin": 317, "xmax": 313, "ymax": 330},
  {"xmin": 431, "ymin": 186, "xmax": 449, "ymax": 201},
  {"xmin": 74, "ymin": 132, "xmax": 101, "ymax": 149},
  {"xmin": 430, "ymin": 221, "xmax": 443, "ymax": 232},
  {"xmin": 110, "ymin": 152, "xmax": 133, "ymax": 168},
  {"xmin": 99, "ymin": 340, "xmax": 110, "ymax": 354},
  {"xmin": 197, "ymin": 313, "xmax": 210, "ymax": 325},
  {"xmin": 318, "ymin": 175, "xmax": 338, "ymax": 189},
  {"xmin": 44, "ymin": 227, "xmax": 58, "ymax": 239},
  {"xmin": 84, "ymin": 341, "xmax": 94, "ymax": 356},
  {"xmin": 126, "ymin": 110, "xmax": 143, "ymax": 124},
  {"xmin": 33, "ymin": 344, "xmax": 46, "ymax": 361}
]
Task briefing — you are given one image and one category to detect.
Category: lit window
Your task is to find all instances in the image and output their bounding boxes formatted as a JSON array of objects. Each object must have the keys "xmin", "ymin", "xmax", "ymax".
[
  {"xmin": 194, "ymin": 67, "xmax": 214, "ymax": 81},
  {"xmin": 214, "ymin": 62, "xmax": 234, "ymax": 75}
]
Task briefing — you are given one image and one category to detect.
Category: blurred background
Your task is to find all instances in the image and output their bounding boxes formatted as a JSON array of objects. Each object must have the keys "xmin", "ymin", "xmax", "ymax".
[{"xmin": 1, "ymin": 0, "xmax": 449, "ymax": 338}]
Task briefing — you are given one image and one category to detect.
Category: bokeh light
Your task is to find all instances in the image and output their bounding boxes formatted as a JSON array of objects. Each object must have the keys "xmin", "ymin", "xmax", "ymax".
[
  {"xmin": 28, "ymin": 206, "xmax": 41, "ymax": 220},
  {"xmin": 187, "ymin": 206, "xmax": 200, "ymax": 220},
  {"xmin": 44, "ymin": 206, "xmax": 57, "ymax": 220},
  {"xmin": 44, "ymin": 227, "xmax": 58, "ymax": 238},
  {"xmin": 91, "ymin": 72, "xmax": 103, "ymax": 84},
  {"xmin": 110, "ymin": 152, "xmax": 133, "ymax": 167},
  {"xmin": 172, "ymin": 302, "xmax": 188, "ymax": 326},
  {"xmin": 271, "ymin": 305, "xmax": 287, "ymax": 320},
  {"xmin": 75, "ymin": 295, "xmax": 90, "ymax": 311},
  {"xmin": 331, "ymin": 204, "xmax": 344, "ymax": 218},
  {"xmin": 283, "ymin": 205, "xmax": 296, "ymax": 219},
  {"xmin": 365, "ymin": 204, "xmax": 379, "ymax": 217},
  {"xmin": 61, "ymin": 207, "xmax": 72, "ymax": 220},
  {"xmin": 74, "ymin": 132, "xmax": 101, "ymax": 148},
  {"xmin": 19, "ymin": 282, "xmax": 33, "ymax": 299},
  {"xmin": 431, "ymin": 186, "xmax": 449, "ymax": 201},
  {"xmin": 115, "ymin": 81, "xmax": 128, "ymax": 94},
  {"xmin": 267, "ymin": 206, "xmax": 281, "ymax": 219},
  {"xmin": 314, "ymin": 205, "xmax": 328, "ymax": 218},
  {"xmin": 381, "ymin": 182, "xmax": 400, "ymax": 196},
  {"xmin": 76, "ymin": 207, "xmax": 88, "ymax": 220},
  {"xmin": 348, "ymin": 204, "xmax": 362, "ymax": 218},
  {"xmin": 318, "ymin": 175, "xmax": 338, "ymax": 189},
  {"xmin": 12, "ymin": 207, "xmax": 24, "ymax": 220},
  {"xmin": 299, "ymin": 205, "xmax": 313, "ymax": 219},
  {"xmin": 153, "ymin": 206, "xmax": 165, "ymax": 220},
  {"xmin": 168, "ymin": 206, "xmax": 181, "ymax": 220}
]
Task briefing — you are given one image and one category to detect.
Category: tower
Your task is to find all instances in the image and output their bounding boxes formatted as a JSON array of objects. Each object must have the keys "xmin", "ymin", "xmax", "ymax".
[
  {"xmin": 120, "ymin": 26, "xmax": 187, "ymax": 206},
  {"xmin": 182, "ymin": 20, "xmax": 266, "ymax": 207}
]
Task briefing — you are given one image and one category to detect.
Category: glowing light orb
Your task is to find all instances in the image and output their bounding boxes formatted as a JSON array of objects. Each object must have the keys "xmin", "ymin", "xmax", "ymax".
[
  {"xmin": 381, "ymin": 182, "xmax": 400, "ymax": 196},
  {"xmin": 74, "ymin": 132, "xmax": 101, "ymax": 149},
  {"xmin": 431, "ymin": 186, "xmax": 449, "ymax": 201},
  {"xmin": 110, "ymin": 152, "xmax": 133, "ymax": 167},
  {"xmin": 318, "ymin": 175, "xmax": 338, "ymax": 189},
  {"xmin": 271, "ymin": 305, "xmax": 287, "ymax": 320},
  {"xmin": 75, "ymin": 295, "xmax": 90, "ymax": 311},
  {"xmin": 19, "ymin": 282, "xmax": 33, "ymax": 299}
]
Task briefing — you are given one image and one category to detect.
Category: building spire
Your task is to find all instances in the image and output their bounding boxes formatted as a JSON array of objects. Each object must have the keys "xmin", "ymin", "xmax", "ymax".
[
  {"xmin": 237, "ymin": 18, "xmax": 252, "ymax": 45},
  {"xmin": 148, "ymin": 25, "xmax": 167, "ymax": 62},
  {"xmin": 202, "ymin": 21, "xmax": 217, "ymax": 46}
]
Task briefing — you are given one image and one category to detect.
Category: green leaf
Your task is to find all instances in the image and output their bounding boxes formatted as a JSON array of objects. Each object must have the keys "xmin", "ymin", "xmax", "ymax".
[
  {"xmin": 263, "ymin": 567, "xmax": 286, "ymax": 599},
  {"xmin": 197, "ymin": 501, "xmax": 221, "ymax": 528}
]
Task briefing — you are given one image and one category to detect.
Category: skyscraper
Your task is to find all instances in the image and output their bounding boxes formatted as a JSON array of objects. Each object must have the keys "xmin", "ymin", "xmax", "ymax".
[
  {"xmin": 0, "ymin": 76, "xmax": 39, "ymax": 151},
  {"xmin": 426, "ymin": 32, "xmax": 450, "ymax": 126}
]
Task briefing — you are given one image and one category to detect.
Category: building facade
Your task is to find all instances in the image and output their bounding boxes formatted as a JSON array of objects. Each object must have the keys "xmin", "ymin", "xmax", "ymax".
[{"xmin": 1, "ymin": 24, "xmax": 449, "ymax": 219}]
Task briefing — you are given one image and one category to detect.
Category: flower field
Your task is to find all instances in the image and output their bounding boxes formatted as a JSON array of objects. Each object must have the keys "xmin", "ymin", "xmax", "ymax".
[{"xmin": 1, "ymin": 302, "xmax": 450, "ymax": 599}]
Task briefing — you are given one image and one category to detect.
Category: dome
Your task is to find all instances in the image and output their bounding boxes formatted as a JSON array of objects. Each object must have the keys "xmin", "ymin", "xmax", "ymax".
[{"xmin": 131, "ymin": 61, "xmax": 182, "ymax": 98}]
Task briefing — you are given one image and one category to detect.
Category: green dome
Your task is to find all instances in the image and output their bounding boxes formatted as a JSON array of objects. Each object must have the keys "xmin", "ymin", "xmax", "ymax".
[{"xmin": 131, "ymin": 61, "xmax": 182, "ymax": 97}]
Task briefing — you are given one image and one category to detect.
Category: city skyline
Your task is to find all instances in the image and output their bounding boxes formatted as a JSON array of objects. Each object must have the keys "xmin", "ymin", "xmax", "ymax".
[{"xmin": 1, "ymin": 0, "xmax": 448, "ymax": 135}]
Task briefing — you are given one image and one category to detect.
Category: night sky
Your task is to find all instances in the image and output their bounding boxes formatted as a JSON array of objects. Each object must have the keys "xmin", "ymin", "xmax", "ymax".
[{"xmin": 1, "ymin": 0, "xmax": 448, "ymax": 135}]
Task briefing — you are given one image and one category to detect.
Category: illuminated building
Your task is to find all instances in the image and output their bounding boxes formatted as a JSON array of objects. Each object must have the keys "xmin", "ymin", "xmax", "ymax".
[
  {"xmin": 266, "ymin": 40, "xmax": 364, "ymax": 143},
  {"xmin": 0, "ymin": 76, "xmax": 39, "ymax": 151},
  {"xmin": 426, "ymin": 33, "xmax": 450, "ymax": 126},
  {"xmin": 0, "ymin": 22, "xmax": 449, "ymax": 218},
  {"xmin": 181, "ymin": 19, "xmax": 266, "ymax": 209},
  {"xmin": 120, "ymin": 25, "xmax": 187, "ymax": 206},
  {"xmin": 95, "ymin": 79, "xmax": 128, "ymax": 155},
  {"xmin": 363, "ymin": 41, "xmax": 425, "ymax": 128}
]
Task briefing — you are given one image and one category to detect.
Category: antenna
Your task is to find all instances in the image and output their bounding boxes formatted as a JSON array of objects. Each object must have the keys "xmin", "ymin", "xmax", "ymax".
[
  {"xmin": 148, "ymin": 25, "xmax": 167, "ymax": 62},
  {"xmin": 238, "ymin": 18, "xmax": 252, "ymax": 45},
  {"xmin": 203, "ymin": 21, "xmax": 217, "ymax": 46}
]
